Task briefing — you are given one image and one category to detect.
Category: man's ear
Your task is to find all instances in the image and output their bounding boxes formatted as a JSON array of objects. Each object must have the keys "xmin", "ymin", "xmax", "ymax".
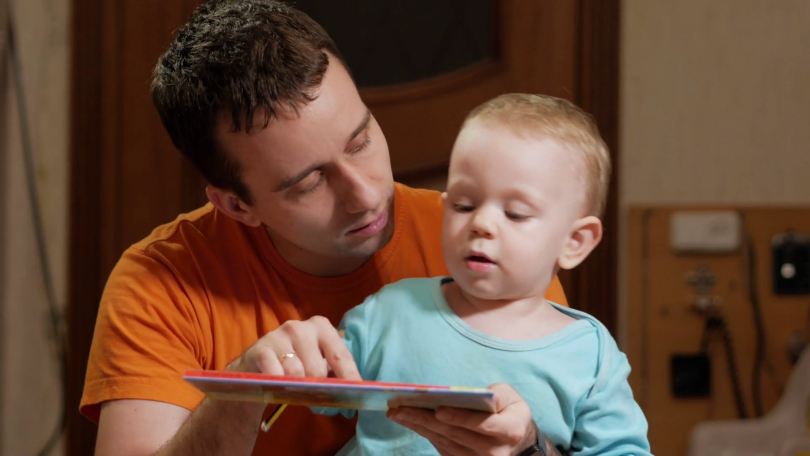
[
  {"xmin": 557, "ymin": 216, "xmax": 603, "ymax": 270},
  {"xmin": 206, "ymin": 185, "xmax": 262, "ymax": 227}
]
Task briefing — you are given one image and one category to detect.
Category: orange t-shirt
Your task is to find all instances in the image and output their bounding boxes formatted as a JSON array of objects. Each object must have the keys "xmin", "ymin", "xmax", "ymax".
[{"xmin": 81, "ymin": 183, "xmax": 567, "ymax": 455}]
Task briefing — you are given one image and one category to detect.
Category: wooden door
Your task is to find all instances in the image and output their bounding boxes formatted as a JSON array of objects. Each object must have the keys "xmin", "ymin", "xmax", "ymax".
[{"xmin": 67, "ymin": 2, "xmax": 618, "ymax": 455}]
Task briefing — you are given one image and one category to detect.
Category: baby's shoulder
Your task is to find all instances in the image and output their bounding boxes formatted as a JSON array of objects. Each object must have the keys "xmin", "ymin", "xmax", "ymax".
[{"xmin": 346, "ymin": 277, "xmax": 441, "ymax": 322}]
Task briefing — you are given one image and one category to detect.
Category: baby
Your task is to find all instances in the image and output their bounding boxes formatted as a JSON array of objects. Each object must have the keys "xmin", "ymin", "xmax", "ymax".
[{"xmin": 319, "ymin": 94, "xmax": 651, "ymax": 455}]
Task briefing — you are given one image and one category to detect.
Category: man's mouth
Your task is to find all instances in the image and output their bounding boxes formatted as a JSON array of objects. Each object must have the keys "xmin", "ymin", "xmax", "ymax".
[{"xmin": 347, "ymin": 210, "xmax": 388, "ymax": 237}]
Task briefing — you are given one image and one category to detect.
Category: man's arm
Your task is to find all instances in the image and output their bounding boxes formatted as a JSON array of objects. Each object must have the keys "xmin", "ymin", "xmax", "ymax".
[
  {"xmin": 96, "ymin": 399, "xmax": 264, "ymax": 456},
  {"xmin": 529, "ymin": 423, "xmax": 566, "ymax": 456},
  {"xmin": 94, "ymin": 317, "xmax": 361, "ymax": 456},
  {"xmin": 96, "ymin": 401, "xmax": 188, "ymax": 456}
]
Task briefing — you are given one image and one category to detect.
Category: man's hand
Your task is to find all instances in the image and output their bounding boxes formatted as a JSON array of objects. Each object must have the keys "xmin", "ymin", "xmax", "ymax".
[
  {"xmin": 387, "ymin": 382, "xmax": 557, "ymax": 456},
  {"xmin": 228, "ymin": 316, "xmax": 361, "ymax": 380},
  {"xmin": 97, "ymin": 317, "xmax": 359, "ymax": 456}
]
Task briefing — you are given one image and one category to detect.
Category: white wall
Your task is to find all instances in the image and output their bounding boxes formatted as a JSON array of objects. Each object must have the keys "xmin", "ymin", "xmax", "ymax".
[
  {"xmin": 619, "ymin": 0, "xmax": 810, "ymax": 344},
  {"xmin": 0, "ymin": 0, "xmax": 70, "ymax": 453}
]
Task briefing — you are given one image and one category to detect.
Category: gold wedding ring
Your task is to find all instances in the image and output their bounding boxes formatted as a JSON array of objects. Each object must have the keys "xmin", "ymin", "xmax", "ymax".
[{"xmin": 279, "ymin": 352, "xmax": 296, "ymax": 361}]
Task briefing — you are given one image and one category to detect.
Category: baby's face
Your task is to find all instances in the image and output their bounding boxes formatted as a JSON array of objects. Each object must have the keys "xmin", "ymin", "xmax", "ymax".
[{"xmin": 442, "ymin": 121, "xmax": 589, "ymax": 301}]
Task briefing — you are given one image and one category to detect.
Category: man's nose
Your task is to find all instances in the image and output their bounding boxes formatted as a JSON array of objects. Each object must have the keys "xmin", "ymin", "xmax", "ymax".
[{"xmin": 338, "ymin": 163, "xmax": 381, "ymax": 214}]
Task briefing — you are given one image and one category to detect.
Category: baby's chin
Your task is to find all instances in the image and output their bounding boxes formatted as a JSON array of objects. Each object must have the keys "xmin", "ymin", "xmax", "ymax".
[{"xmin": 454, "ymin": 277, "xmax": 519, "ymax": 302}]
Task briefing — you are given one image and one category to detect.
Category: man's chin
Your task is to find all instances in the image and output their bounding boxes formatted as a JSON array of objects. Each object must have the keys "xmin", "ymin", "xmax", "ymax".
[{"xmin": 340, "ymin": 229, "xmax": 393, "ymax": 259}]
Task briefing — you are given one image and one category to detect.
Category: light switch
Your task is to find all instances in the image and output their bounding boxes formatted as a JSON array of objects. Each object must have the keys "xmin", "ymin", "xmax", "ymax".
[{"xmin": 670, "ymin": 211, "xmax": 743, "ymax": 253}]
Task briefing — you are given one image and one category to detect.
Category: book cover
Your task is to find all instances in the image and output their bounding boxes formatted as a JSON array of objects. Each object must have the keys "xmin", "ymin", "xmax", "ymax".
[{"xmin": 184, "ymin": 370, "xmax": 497, "ymax": 412}]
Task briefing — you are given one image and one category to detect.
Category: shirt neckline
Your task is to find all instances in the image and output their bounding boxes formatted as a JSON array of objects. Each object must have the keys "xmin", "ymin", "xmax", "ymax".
[{"xmin": 430, "ymin": 277, "xmax": 592, "ymax": 351}]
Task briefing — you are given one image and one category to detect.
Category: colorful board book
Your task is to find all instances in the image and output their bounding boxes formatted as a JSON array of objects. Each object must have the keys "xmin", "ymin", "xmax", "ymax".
[{"xmin": 184, "ymin": 370, "xmax": 497, "ymax": 412}]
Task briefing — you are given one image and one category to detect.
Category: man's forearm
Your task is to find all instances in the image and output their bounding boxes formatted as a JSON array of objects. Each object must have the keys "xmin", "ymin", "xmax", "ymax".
[
  {"xmin": 543, "ymin": 436, "xmax": 564, "ymax": 456},
  {"xmin": 525, "ymin": 421, "xmax": 566, "ymax": 456},
  {"xmin": 155, "ymin": 398, "xmax": 266, "ymax": 456}
]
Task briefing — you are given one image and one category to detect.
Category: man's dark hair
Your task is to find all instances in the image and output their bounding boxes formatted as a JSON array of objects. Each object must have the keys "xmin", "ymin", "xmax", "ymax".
[{"xmin": 151, "ymin": 0, "xmax": 345, "ymax": 204}]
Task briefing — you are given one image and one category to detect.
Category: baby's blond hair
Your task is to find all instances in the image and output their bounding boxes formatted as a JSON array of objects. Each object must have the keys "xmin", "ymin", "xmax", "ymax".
[{"xmin": 462, "ymin": 93, "xmax": 611, "ymax": 217}]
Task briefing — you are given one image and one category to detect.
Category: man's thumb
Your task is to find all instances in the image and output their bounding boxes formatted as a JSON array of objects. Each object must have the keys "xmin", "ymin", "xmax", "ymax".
[{"xmin": 488, "ymin": 382, "xmax": 520, "ymax": 412}]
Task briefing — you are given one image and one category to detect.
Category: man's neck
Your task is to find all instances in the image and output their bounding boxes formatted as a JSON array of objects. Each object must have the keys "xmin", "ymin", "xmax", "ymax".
[{"xmin": 264, "ymin": 226, "xmax": 372, "ymax": 277}]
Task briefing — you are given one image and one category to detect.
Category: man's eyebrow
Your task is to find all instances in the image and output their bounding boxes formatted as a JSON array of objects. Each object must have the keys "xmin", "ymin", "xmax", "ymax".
[
  {"xmin": 273, "ymin": 110, "xmax": 371, "ymax": 193},
  {"xmin": 348, "ymin": 109, "xmax": 372, "ymax": 144}
]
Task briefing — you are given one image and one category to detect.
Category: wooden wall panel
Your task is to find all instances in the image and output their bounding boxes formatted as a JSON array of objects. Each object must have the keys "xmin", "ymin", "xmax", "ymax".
[
  {"xmin": 562, "ymin": 0, "xmax": 620, "ymax": 332},
  {"xmin": 627, "ymin": 207, "xmax": 810, "ymax": 455},
  {"xmin": 67, "ymin": 1, "xmax": 204, "ymax": 454},
  {"xmin": 67, "ymin": 0, "xmax": 106, "ymax": 452}
]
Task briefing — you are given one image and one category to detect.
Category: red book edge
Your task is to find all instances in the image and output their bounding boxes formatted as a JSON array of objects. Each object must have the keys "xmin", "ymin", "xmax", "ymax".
[{"xmin": 183, "ymin": 370, "xmax": 488, "ymax": 392}]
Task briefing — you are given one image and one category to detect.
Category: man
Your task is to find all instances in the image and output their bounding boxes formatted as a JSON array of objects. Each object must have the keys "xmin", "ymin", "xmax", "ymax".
[{"xmin": 83, "ymin": 1, "xmax": 568, "ymax": 455}]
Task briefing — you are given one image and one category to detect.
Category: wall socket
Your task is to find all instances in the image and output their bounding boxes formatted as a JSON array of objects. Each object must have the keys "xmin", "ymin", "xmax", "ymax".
[
  {"xmin": 671, "ymin": 354, "xmax": 711, "ymax": 398},
  {"xmin": 772, "ymin": 231, "xmax": 810, "ymax": 295},
  {"xmin": 670, "ymin": 211, "xmax": 743, "ymax": 253}
]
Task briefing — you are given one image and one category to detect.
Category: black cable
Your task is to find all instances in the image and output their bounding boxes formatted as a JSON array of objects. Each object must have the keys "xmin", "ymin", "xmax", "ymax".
[
  {"xmin": 718, "ymin": 319, "xmax": 748, "ymax": 420},
  {"xmin": 744, "ymin": 236, "xmax": 766, "ymax": 417},
  {"xmin": 700, "ymin": 316, "xmax": 748, "ymax": 419},
  {"xmin": 5, "ymin": 10, "xmax": 68, "ymax": 456}
]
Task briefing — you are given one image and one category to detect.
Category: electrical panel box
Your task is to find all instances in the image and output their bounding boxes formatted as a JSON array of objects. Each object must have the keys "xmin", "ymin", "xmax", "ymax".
[
  {"xmin": 772, "ymin": 231, "xmax": 810, "ymax": 295},
  {"xmin": 670, "ymin": 211, "xmax": 742, "ymax": 253},
  {"xmin": 671, "ymin": 354, "xmax": 711, "ymax": 398}
]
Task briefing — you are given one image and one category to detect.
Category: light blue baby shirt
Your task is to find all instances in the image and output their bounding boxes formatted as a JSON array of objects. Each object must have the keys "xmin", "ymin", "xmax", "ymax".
[{"xmin": 318, "ymin": 277, "xmax": 651, "ymax": 455}]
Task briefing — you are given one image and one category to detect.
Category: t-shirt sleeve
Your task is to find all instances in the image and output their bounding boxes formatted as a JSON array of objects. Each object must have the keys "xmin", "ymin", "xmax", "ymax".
[
  {"xmin": 570, "ymin": 337, "xmax": 651, "ymax": 456},
  {"xmin": 546, "ymin": 274, "xmax": 568, "ymax": 307},
  {"xmin": 80, "ymin": 247, "xmax": 208, "ymax": 423},
  {"xmin": 338, "ymin": 293, "xmax": 376, "ymax": 376},
  {"xmin": 311, "ymin": 293, "xmax": 377, "ymax": 418}
]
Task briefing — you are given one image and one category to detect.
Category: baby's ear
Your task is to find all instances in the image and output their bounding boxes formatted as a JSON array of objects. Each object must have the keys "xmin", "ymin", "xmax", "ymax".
[{"xmin": 557, "ymin": 216, "xmax": 603, "ymax": 270}]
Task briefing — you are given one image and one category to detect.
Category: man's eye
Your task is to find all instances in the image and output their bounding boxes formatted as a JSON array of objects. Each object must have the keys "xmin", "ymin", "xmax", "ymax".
[
  {"xmin": 297, "ymin": 173, "xmax": 323, "ymax": 195},
  {"xmin": 453, "ymin": 204, "xmax": 474, "ymax": 213},
  {"xmin": 349, "ymin": 136, "xmax": 371, "ymax": 154}
]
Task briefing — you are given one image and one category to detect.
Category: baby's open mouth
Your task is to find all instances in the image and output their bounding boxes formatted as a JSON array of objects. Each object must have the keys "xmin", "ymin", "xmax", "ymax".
[{"xmin": 466, "ymin": 254, "xmax": 495, "ymax": 264}]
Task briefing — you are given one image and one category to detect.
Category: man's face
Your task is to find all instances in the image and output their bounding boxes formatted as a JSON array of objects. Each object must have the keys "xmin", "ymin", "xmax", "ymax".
[
  {"xmin": 215, "ymin": 58, "xmax": 395, "ymax": 276},
  {"xmin": 442, "ymin": 121, "xmax": 589, "ymax": 300}
]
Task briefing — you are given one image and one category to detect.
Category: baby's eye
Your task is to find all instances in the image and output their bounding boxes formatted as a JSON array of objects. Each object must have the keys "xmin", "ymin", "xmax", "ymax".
[
  {"xmin": 453, "ymin": 204, "xmax": 474, "ymax": 213},
  {"xmin": 505, "ymin": 211, "xmax": 529, "ymax": 221}
]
